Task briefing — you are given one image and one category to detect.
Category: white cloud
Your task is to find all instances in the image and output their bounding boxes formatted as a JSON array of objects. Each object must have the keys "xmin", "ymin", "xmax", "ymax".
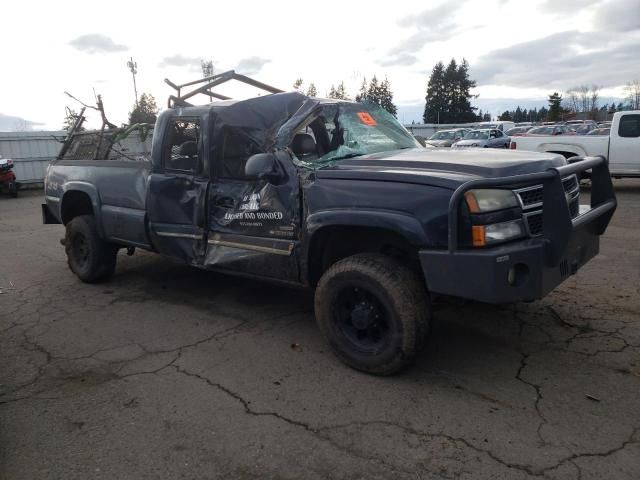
[{"xmin": 69, "ymin": 34, "xmax": 128, "ymax": 54}]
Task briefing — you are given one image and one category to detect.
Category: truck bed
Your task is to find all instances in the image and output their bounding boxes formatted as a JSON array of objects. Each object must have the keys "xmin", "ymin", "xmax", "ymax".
[{"xmin": 45, "ymin": 158, "xmax": 152, "ymax": 248}]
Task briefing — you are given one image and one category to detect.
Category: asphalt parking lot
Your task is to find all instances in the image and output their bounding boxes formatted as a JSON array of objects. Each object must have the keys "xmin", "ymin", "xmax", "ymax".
[{"xmin": 1, "ymin": 183, "xmax": 639, "ymax": 480}]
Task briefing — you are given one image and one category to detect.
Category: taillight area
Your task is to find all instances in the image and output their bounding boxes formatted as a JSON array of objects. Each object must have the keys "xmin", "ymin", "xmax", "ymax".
[{"xmin": 510, "ymin": 141, "xmax": 517, "ymax": 149}]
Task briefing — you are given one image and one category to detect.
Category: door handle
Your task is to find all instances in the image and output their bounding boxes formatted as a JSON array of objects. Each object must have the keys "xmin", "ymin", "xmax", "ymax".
[{"xmin": 216, "ymin": 196, "xmax": 235, "ymax": 208}]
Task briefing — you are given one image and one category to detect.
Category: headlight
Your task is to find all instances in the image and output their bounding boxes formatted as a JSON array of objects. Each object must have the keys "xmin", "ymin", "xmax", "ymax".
[
  {"xmin": 465, "ymin": 189, "xmax": 519, "ymax": 213},
  {"xmin": 472, "ymin": 219, "xmax": 526, "ymax": 246},
  {"xmin": 472, "ymin": 143, "xmax": 478, "ymax": 146}
]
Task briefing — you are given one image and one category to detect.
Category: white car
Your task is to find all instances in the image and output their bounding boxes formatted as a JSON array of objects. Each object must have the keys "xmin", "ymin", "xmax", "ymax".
[
  {"xmin": 452, "ymin": 129, "xmax": 511, "ymax": 149},
  {"xmin": 511, "ymin": 111, "xmax": 640, "ymax": 178}
]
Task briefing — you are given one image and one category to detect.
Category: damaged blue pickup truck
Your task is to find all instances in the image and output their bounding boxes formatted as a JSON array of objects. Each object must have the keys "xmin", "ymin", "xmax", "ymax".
[{"xmin": 42, "ymin": 77, "xmax": 616, "ymax": 374}]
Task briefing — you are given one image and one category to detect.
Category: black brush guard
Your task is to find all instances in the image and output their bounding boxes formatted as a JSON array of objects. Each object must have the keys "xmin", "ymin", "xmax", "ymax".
[{"xmin": 419, "ymin": 156, "xmax": 617, "ymax": 303}]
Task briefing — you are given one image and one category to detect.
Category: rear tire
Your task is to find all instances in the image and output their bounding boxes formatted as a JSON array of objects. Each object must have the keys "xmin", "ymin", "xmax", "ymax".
[
  {"xmin": 8, "ymin": 183, "xmax": 17, "ymax": 197},
  {"xmin": 65, "ymin": 215, "xmax": 118, "ymax": 283},
  {"xmin": 314, "ymin": 253, "xmax": 430, "ymax": 375}
]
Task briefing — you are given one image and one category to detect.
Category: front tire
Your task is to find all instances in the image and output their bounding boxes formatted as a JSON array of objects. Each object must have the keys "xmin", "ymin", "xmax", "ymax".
[
  {"xmin": 65, "ymin": 215, "xmax": 118, "ymax": 283},
  {"xmin": 314, "ymin": 253, "xmax": 430, "ymax": 375}
]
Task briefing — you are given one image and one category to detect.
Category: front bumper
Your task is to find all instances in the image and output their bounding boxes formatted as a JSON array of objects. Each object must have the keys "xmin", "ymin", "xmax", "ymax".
[{"xmin": 419, "ymin": 156, "xmax": 616, "ymax": 304}]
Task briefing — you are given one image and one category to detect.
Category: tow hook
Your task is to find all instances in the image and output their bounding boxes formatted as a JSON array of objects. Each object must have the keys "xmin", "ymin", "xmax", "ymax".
[{"xmin": 126, "ymin": 246, "xmax": 135, "ymax": 256}]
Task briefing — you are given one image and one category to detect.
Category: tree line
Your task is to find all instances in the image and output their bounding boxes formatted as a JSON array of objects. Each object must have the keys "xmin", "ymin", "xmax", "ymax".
[
  {"xmin": 293, "ymin": 76, "xmax": 397, "ymax": 116},
  {"xmin": 499, "ymin": 83, "xmax": 639, "ymax": 123},
  {"xmin": 64, "ymin": 60, "xmax": 640, "ymax": 131}
]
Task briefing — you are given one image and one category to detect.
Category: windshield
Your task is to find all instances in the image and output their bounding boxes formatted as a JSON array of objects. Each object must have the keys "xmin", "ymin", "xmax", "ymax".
[
  {"xmin": 429, "ymin": 131, "xmax": 456, "ymax": 140},
  {"xmin": 293, "ymin": 102, "xmax": 420, "ymax": 165},
  {"xmin": 464, "ymin": 130, "xmax": 489, "ymax": 140}
]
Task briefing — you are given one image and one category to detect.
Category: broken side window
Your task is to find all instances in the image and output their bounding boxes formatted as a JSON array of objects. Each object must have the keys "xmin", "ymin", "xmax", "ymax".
[{"xmin": 164, "ymin": 119, "xmax": 201, "ymax": 173}]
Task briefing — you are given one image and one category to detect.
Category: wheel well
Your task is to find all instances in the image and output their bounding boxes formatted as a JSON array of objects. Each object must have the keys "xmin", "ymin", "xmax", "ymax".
[
  {"xmin": 307, "ymin": 226, "xmax": 420, "ymax": 286},
  {"xmin": 548, "ymin": 150, "xmax": 580, "ymax": 160},
  {"xmin": 61, "ymin": 191, "xmax": 94, "ymax": 224}
]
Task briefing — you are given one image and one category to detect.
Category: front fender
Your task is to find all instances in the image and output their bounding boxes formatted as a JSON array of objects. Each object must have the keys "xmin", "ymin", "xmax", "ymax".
[{"xmin": 305, "ymin": 209, "xmax": 429, "ymax": 246}]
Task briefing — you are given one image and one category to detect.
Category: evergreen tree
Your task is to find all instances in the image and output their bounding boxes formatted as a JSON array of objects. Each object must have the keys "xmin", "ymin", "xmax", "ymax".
[
  {"xmin": 379, "ymin": 77, "xmax": 397, "ymax": 116},
  {"xmin": 367, "ymin": 76, "xmax": 380, "ymax": 104},
  {"xmin": 327, "ymin": 81, "xmax": 350, "ymax": 100},
  {"xmin": 129, "ymin": 93, "xmax": 158, "ymax": 125},
  {"xmin": 423, "ymin": 58, "xmax": 477, "ymax": 123},
  {"xmin": 355, "ymin": 77, "xmax": 368, "ymax": 103},
  {"xmin": 306, "ymin": 83, "xmax": 318, "ymax": 97},
  {"xmin": 538, "ymin": 106, "xmax": 549, "ymax": 121},
  {"xmin": 498, "ymin": 110, "xmax": 513, "ymax": 121},
  {"xmin": 514, "ymin": 106, "xmax": 523, "ymax": 122},
  {"xmin": 452, "ymin": 59, "xmax": 477, "ymax": 123},
  {"xmin": 423, "ymin": 61, "xmax": 445, "ymax": 123},
  {"xmin": 617, "ymin": 102, "xmax": 625, "ymax": 111},
  {"xmin": 483, "ymin": 112, "xmax": 491, "ymax": 121},
  {"xmin": 293, "ymin": 78, "xmax": 304, "ymax": 90},
  {"xmin": 442, "ymin": 59, "xmax": 458, "ymax": 123},
  {"xmin": 548, "ymin": 92, "xmax": 563, "ymax": 122}
]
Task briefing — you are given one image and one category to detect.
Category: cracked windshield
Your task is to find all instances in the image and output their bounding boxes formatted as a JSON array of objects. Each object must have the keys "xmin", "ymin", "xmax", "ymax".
[{"xmin": 295, "ymin": 103, "xmax": 419, "ymax": 166}]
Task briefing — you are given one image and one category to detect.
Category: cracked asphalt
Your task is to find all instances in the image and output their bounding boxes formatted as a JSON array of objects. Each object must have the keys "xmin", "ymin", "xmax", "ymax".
[{"xmin": 1, "ymin": 183, "xmax": 639, "ymax": 480}]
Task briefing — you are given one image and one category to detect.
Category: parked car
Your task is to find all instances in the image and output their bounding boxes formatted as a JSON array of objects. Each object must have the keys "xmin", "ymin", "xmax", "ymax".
[
  {"xmin": 426, "ymin": 129, "xmax": 469, "ymax": 147},
  {"xmin": 452, "ymin": 129, "xmax": 511, "ymax": 148},
  {"xmin": 42, "ymin": 90, "xmax": 617, "ymax": 375},
  {"xmin": 505, "ymin": 126, "xmax": 533, "ymax": 136},
  {"xmin": 511, "ymin": 110, "xmax": 640, "ymax": 178},
  {"xmin": 586, "ymin": 128, "xmax": 610, "ymax": 136},
  {"xmin": 526, "ymin": 125, "xmax": 575, "ymax": 136},
  {"xmin": 566, "ymin": 120, "xmax": 597, "ymax": 129},
  {"xmin": 573, "ymin": 124, "xmax": 595, "ymax": 135},
  {"xmin": 477, "ymin": 121, "xmax": 515, "ymax": 132}
]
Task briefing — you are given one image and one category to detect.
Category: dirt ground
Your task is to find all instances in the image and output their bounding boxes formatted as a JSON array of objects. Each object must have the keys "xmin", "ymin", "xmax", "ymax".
[{"xmin": 1, "ymin": 183, "xmax": 639, "ymax": 480}]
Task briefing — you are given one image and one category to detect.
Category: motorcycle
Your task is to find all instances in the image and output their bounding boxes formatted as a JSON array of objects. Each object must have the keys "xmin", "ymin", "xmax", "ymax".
[{"xmin": 0, "ymin": 155, "xmax": 18, "ymax": 197}]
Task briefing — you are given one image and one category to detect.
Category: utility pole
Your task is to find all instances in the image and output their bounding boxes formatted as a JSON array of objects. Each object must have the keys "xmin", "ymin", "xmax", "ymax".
[{"xmin": 127, "ymin": 57, "xmax": 139, "ymax": 107}]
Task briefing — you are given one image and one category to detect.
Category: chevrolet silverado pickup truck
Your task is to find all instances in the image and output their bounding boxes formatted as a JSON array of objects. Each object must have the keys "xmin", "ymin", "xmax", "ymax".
[
  {"xmin": 42, "ymin": 88, "xmax": 617, "ymax": 375},
  {"xmin": 512, "ymin": 111, "xmax": 640, "ymax": 178}
]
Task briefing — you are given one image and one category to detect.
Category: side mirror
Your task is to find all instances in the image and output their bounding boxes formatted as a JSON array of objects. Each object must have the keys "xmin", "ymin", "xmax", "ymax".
[{"xmin": 244, "ymin": 153, "xmax": 282, "ymax": 182}]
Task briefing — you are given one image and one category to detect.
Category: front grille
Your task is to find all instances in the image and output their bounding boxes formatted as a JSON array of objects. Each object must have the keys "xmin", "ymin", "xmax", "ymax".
[
  {"xmin": 518, "ymin": 175, "xmax": 580, "ymax": 237},
  {"xmin": 518, "ymin": 188, "xmax": 543, "ymax": 208},
  {"xmin": 525, "ymin": 212, "xmax": 543, "ymax": 236},
  {"xmin": 515, "ymin": 175, "xmax": 579, "ymax": 209}
]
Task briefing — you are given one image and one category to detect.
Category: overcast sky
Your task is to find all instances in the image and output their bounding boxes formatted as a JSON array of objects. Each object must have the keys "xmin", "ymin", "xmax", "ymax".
[{"xmin": 2, "ymin": 0, "xmax": 638, "ymax": 130}]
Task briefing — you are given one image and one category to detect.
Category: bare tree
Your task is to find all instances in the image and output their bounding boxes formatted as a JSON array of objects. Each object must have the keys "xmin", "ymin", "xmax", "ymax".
[
  {"xmin": 589, "ymin": 84, "xmax": 600, "ymax": 118},
  {"xmin": 565, "ymin": 88, "xmax": 579, "ymax": 113},
  {"xmin": 565, "ymin": 85, "xmax": 601, "ymax": 117},
  {"xmin": 625, "ymin": 79, "xmax": 640, "ymax": 110}
]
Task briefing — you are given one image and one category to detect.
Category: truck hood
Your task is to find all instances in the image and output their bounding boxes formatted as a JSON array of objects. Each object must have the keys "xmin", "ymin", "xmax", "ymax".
[{"xmin": 315, "ymin": 148, "xmax": 566, "ymax": 189}]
